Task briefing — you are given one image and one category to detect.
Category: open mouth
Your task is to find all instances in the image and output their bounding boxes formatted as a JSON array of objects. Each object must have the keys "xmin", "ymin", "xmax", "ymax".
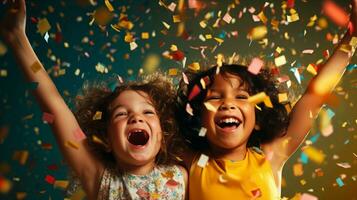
[
  {"xmin": 216, "ymin": 117, "xmax": 241, "ymax": 129},
  {"xmin": 127, "ymin": 129, "xmax": 149, "ymax": 146}
]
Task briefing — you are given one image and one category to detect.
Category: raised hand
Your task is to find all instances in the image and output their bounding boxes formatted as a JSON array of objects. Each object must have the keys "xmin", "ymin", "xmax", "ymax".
[{"xmin": 0, "ymin": 0, "xmax": 26, "ymax": 42}]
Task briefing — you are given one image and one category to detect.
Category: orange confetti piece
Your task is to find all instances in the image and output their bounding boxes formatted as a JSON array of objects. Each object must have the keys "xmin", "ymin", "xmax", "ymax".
[
  {"xmin": 65, "ymin": 140, "xmax": 79, "ymax": 150},
  {"xmin": 293, "ymin": 163, "xmax": 303, "ymax": 176},
  {"xmin": 54, "ymin": 180, "xmax": 69, "ymax": 190},
  {"xmin": 0, "ymin": 177, "xmax": 12, "ymax": 194},
  {"xmin": 12, "ymin": 150, "xmax": 29, "ymax": 165},
  {"xmin": 30, "ymin": 61, "xmax": 42, "ymax": 73},
  {"xmin": 322, "ymin": 0, "xmax": 349, "ymax": 27},
  {"xmin": 188, "ymin": 85, "xmax": 201, "ymax": 101}
]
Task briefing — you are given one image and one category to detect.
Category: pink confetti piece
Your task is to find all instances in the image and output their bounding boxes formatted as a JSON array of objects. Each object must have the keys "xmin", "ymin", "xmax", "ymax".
[
  {"xmin": 42, "ymin": 112, "xmax": 55, "ymax": 124},
  {"xmin": 248, "ymin": 57, "xmax": 264, "ymax": 75},
  {"xmin": 74, "ymin": 128, "xmax": 86, "ymax": 141},
  {"xmin": 186, "ymin": 103, "xmax": 194, "ymax": 116},
  {"xmin": 300, "ymin": 193, "xmax": 318, "ymax": 200}
]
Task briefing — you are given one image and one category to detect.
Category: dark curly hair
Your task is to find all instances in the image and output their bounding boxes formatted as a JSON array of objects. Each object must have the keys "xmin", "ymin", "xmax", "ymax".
[
  {"xmin": 74, "ymin": 73, "xmax": 180, "ymax": 166},
  {"xmin": 176, "ymin": 64, "xmax": 290, "ymax": 151}
]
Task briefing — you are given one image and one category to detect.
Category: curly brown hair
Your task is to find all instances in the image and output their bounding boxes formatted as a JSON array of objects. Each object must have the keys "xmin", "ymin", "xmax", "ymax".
[
  {"xmin": 176, "ymin": 64, "xmax": 291, "ymax": 151},
  {"xmin": 74, "ymin": 73, "xmax": 180, "ymax": 166}
]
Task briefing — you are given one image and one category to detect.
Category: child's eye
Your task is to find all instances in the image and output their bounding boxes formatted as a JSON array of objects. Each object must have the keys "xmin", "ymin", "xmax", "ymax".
[
  {"xmin": 206, "ymin": 96, "xmax": 221, "ymax": 101},
  {"xmin": 144, "ymin": 110, "xmax": 155, "ymax": 115},
  {"xmin": 114, "ymin": 112, "xmax": 127, "ymax": 117},
  {"xmin": 236, "ymin": 95, "xmax": 248, "ymax": 99}
]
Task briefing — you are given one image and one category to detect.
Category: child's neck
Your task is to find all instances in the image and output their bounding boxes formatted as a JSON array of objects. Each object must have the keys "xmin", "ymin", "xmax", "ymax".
[
  {"xmin": 210, "ymin": 144, "xmax": 248, "ymax": 161},
  {"xmin": 117, "ymin": 160, "xmax": 155, "ymax": 175}
]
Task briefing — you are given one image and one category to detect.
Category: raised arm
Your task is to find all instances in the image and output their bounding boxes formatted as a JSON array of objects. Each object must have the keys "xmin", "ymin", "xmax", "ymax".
[
  {"xmin": 262, "ymin": 0, "xmax": 357, "ymax": 167},
  {"xmin": 0, "ymin": 0, "xmax": 103, "ymax": 197}
]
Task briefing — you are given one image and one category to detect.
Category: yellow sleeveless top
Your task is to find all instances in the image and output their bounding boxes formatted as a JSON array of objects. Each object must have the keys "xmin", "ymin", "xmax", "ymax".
[{"xmin": 189, "ymin": 148, "xmax": 279, "ymax": 200}]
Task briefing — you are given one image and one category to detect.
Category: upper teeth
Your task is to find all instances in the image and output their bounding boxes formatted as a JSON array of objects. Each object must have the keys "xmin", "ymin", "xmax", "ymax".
[{"xmin": 219, "ymin": 118, "xmax": 238, "ymax": 123}]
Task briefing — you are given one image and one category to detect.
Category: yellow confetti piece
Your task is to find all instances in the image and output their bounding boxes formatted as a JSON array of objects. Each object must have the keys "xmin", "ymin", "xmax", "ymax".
[
  {"xmin": 302, "ymin": 146, "xmax": 325, "ymax": 164},
  {"xmin": 263, "ymin": 96, "xmax": 273, "ymax": 108},
  {"xmin": 110, "ymin": 24, "xmax": 120, "ymax": 32},
  {"xmin": 162, "ymin": 21, "xmax": 171, "ymax": 29},
  {"xmin": 37, "ymin": 18, "xmax": 51, "ymax": 35},
  {"xmin": 173, "ymin": 15, "xmax": 181, "ymax": 23},
  {"xmin": 54, "ymin": 180, "xmax": 69, "ymax": 190},
  {"xmin": 293, "ymin": 163, "xmax": 303, "ymax": 176},
  {"xmin": 0, "ymin": 69, "xmax": 8, "ymax": 77},
  {"xmin": 216, "ymin": 54, "xmax": 224, "ymax": 67},
  {"xmin": 214, "ymin": 37, "xmax": 224, "ymax": 44},
  {"xmin": 247, "ymin": 92, "xmax": 267, "ymax": 105},
  {"xmin": 200, "ymin": 78, "xmax": 206, "ymax": 89},
  {"xmin": 104, "ymin": 0, "xmax": 114, "ymax": 12},
  {"xmin": 300, "ymin": 179, "xmax": 306, "ymax": 185},
  {"xmin": 141, "ymin": 32, "xmax": 149, "ymax": 39},
  {"xmin": 130, "ymin": 42, "xmax": 138, "ymax": 51},
  {"xmin": 274, "ymin": 55, "xmax": 287, "ymax": 67},
  {"xmin": 30, "ymin": 61, "xmax": 42, "ymax": 73},
  {"xmin": 204, "ymin": 102, "xmax": 217, "ymax": 112},
  {"xmin": 257, "ymin": 11, "xmax": 267, "ymax": 24},
  {"xmin": 205, "ymin": 34, "xmax": 212, "ymax": 39},
  {"xmin": 92, "ymin": 135, "xmax": 109, "ymax": 149},
  {"xmin": 65, "ymin": 141, "xmax": 79, "ymax": 150},
  {"xmin": 199, "ymin": 20, "xmax": 207, "ymax": 28},
  {"xmin": 248, "ymin": 26, "xmax": 267, "ymax": 40},
  {"xmin": 278, "ymin": 93, "xmax": 288, "ymax": 103},
  {"xmin": 306, "ymin": 64, "xmax": 317, "ymax": 76},
  {"xmin": 168, "ymin": 68, "xmax": 178, "ymax": 76},
  {"xmin": 92, "ymin": 111, "xmax": 102, "ymax": 120},
  {"xmin": 198, "ymin": 127, "xmax": 207, "ymax": 137},
  {"xmin": 188, "ymin": 62, "xmax": 200, "ymax": 71}
]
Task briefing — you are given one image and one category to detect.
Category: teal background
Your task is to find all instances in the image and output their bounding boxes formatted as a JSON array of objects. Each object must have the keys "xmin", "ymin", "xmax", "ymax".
[{"xmin": 0, "ymin": 0, "xmax": 356, "ymax": 199}]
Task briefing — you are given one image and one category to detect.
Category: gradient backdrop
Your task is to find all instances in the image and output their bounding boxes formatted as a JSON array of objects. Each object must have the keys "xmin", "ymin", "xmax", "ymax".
[{"xmin": 0, "ymin": 0, "xmax": 356, "ymax": 199}]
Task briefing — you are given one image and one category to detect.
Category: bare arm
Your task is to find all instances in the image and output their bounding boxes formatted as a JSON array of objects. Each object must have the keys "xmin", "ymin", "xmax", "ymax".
[
  {"xmin": 1, "ymin": 0, "xmax": 103, "ymax": 198},
  {"xmin": 262, "ymin": 0, "xmax": 357, "ymax": 168}
]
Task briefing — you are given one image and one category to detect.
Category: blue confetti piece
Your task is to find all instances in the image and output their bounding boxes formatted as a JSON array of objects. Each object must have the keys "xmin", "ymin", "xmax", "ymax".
[
  {"xmin": 326, "ymin": 107, "xmax": 335, "ymax": 120},
  {"xmin": 336, "ymin": 177, "xmax": 344, "ymax": 187},
  {"xmin": 300, "ymin": 152, "xmax": 308, "ymax": 164},
  {"xmin": 310, "ymin": 134, "xmax": 320, "ymax": 144},
  {"xmin": 218, "ymin": 31, "xmax": 227, "ymax": 39},
  {"xmin": 347, "ymin": 63, "xmax": 357, "ymax": 71}
]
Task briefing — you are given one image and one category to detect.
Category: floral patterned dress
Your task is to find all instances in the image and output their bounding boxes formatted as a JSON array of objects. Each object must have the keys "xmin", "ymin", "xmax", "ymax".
[{"xmin": 97, "ymin": 165, "xmax": 185, "ymax": 200}]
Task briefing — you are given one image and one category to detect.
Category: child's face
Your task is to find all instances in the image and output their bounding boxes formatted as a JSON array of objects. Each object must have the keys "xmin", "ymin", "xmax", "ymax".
[
  {"xmin": 107, "ymin": 90, "xmax": 162, "ymax": 168},
  {"xmin": 202, "ymin": 73, "xmax": 255, "ymax": 152}
]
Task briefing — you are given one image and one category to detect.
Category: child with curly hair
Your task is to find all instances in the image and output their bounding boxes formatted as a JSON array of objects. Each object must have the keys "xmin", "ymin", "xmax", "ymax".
[
  {"xmin": 176, "ymin": 1, "xmax": 357, "ymax": 199},
  {"xmin": 0, "ymin": 0, "xmax": 187, "ymax": 199}
]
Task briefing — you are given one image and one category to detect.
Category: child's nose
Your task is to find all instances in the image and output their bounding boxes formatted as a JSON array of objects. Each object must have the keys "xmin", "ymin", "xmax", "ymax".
[
  {"xmin": 129, "ymin": 114, "xmax": 144, "ymax": 123},
  {"xmin": 219, "ymin": 101, "xmax": 237, "ymax": 111}
]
